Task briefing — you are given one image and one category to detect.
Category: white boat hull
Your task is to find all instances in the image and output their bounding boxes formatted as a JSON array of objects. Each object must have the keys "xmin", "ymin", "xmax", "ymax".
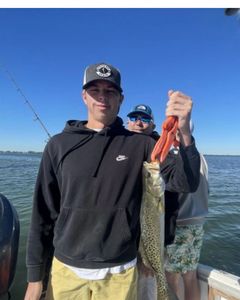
[
  {"xmin": 199, "ymin": 264, "xmax": 240, "ymax": 300},
  {"xmin": 177, "ymin": 264, "xmax": 240, "ymax": 300}
]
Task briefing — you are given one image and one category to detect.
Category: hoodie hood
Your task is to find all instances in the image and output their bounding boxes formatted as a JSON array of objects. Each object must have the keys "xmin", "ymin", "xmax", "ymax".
[
  {"xmin": 51, "ymin": 117, "xmax": 126, "ymax": 174},
  {"xmin": 63, "ymin": 117, "xmax": 125, "ymax": 135}
]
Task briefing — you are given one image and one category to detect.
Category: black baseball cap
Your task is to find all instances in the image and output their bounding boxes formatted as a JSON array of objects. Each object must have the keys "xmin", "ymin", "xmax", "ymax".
[
  {"xmin": 127, "ymin": 104, "xmax": 154, "ymax": 120},
  {"xmin": 82, "ymin": 62, "xmax": 122, "ymax": 93}
]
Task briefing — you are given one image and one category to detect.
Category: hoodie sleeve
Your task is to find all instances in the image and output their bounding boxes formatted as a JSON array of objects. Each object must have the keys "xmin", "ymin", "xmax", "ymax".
[
  {"xmin": 26, "ymin": 144, "xmax": 60, "ymax": 282},
  {"xmin": 160, "ymin": 137, "xmax": 200, "ymax": 193}
]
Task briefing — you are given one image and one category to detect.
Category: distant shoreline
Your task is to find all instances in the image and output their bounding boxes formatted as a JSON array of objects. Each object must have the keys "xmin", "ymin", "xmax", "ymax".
[
  {"xmin": 0, "ymin": 151, "xmax": 239, "ymax": 157},
  {"xmin": 0, "ymin": 150, "xmax": 43, "ymax": 155}
]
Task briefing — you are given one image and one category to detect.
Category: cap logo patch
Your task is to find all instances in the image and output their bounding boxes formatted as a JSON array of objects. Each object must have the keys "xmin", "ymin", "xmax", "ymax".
[
  {"xmin": 137, "ymin": 105, "xmax": 147, "ymax": 111},
  {"xmin": 96, "ymin": 64, "xmax": 111, "ymax": 78}
]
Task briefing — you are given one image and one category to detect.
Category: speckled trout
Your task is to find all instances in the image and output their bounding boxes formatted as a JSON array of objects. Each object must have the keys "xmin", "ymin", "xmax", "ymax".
[
  {"xmin": 138, "ymin": 115, "xmax": 180, "ymax": 299},
  {"xmin": 139, "ymin": 161, "xmax": 169, "ymax": 300}
]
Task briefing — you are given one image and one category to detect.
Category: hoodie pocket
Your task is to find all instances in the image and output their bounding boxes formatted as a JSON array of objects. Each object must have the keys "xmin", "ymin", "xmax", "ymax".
[{"xmin": 54, "ymin": 207, "xmax": 133, "ymax": 261}]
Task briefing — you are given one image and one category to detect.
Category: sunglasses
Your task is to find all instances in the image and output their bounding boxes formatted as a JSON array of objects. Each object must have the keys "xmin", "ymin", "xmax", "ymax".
[{"xmin": 129, "ymin": 116, "xmax": 152, "ymax": 124}]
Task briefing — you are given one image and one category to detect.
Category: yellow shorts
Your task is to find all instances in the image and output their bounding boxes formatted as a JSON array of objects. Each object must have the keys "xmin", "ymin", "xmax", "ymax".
[{"xmin": 45, "ymin": 257, "xmax": 138, "ymax": 300}]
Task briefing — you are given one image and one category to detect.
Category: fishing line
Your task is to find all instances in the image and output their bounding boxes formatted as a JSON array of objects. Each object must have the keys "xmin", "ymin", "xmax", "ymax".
[{"xmin": 0, "ymin": 64, "xmax": 51, "ymax": 140}]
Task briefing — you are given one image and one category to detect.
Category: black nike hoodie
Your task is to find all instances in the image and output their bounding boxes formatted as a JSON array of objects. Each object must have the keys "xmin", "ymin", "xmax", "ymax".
[{"xmin": 26, "ymin": 117, "xmax": 200, "ymax": 281}]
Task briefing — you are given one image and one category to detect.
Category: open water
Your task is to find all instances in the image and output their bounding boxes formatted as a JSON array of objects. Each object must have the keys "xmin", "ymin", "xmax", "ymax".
[{"xmin": 0, "ymin": 153, "xmax": 240, "ymax": 299}]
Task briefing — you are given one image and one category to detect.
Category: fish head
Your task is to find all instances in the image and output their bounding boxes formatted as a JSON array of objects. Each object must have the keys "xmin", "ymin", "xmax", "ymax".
[{"xmin": 143, "ymin": 161, "xmax": 165, "ymax": 198}]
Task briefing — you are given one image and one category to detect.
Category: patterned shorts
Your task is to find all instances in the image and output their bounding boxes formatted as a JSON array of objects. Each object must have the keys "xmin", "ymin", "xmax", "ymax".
[{"xmin": 164, "ymin": 224, "xmax": 204, "ymax": 273}]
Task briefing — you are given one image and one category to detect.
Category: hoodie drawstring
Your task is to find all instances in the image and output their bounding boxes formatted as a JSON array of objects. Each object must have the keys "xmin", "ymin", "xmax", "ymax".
[{"xmin": 56, "ymin": 135, "xmax": 94, "ymax": 173}]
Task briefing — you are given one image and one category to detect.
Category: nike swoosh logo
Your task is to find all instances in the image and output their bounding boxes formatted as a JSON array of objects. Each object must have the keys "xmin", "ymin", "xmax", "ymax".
[{"xmin": 116, "ymin": 155, "xmax": 128, "ymax": 162}]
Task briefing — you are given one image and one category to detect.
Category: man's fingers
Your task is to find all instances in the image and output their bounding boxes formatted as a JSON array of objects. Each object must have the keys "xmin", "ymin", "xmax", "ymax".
[
  {"xmin": 138, "ymin": 262, "xmax": 155, "ymax": 277},
  {"xmin": 170, "ymin": 90, "xmax": 190, "ymax": 99},
  {"xmin": 168, "ymin": 89, "xmax": 174, "ymax": 97}
]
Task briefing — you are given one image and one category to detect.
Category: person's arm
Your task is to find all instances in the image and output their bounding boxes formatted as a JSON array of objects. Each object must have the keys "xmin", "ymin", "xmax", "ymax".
[
  {"xmin": 24, "ymin": 282, "xmax": 43, "ymax": 300},
  {"xmin": 166, "ymin": 89, "xmax": 192, "ymax": 147},
  {"xmin": 25, "ymin": 143, "xmax": 60, "ymax": 297},
  {"xmin": 161, "ymin": 137, "xmax": 200, "ymax": 193},
  {"xmin": 161, "ymin": 90, "xmax": 200, "ymax": 192}
]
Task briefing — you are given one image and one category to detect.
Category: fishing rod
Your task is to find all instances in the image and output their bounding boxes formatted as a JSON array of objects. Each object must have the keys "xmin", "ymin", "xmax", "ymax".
[{"xmin": 1, "ymin": 64, "xmax": 52, "ymax": 140}]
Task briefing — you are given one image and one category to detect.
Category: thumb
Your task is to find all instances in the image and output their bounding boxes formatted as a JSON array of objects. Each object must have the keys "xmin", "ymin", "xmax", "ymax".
[{"xmin": 168, "ymin": 89, "xmax": 174, "ymax": 97}]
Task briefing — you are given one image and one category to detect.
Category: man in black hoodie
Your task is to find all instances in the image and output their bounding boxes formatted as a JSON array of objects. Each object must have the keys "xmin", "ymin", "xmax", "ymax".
[{"xmin": 24, "ymin": 62, "xmax": 200, "ymax": 300}]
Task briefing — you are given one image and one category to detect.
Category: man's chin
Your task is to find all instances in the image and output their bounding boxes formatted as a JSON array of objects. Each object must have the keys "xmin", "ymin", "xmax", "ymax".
[{"xmin": 134, "ymin": 129, "xmax": 144, "ymax": 133}]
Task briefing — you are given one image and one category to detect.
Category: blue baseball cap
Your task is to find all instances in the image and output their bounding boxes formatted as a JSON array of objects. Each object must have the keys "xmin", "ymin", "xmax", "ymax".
[{"xmin": 127, "ymin": 104, "xmax": 154, "ymax": 120}]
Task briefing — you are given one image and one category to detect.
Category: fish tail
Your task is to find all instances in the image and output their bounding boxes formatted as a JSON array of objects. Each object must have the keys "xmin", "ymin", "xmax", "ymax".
[{"xmin": 155, "ymin": 273, "xmax": 169, "ymax": 300}]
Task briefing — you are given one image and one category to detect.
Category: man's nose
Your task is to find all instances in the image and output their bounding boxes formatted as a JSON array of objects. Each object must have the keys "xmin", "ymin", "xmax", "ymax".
[
  {"xmin": 98, "ymin": 91, "xmax": 107, "ymax": 101},
  {"xmin": 135, "ymin": 119, "xmax": 143, "ymax": 125}
]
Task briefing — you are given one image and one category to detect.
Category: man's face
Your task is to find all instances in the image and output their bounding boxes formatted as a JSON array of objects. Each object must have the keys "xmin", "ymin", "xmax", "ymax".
[
  {"xmin": 127, "ymin": 114, "xmax": 155, "ymax": 135},
  {"xmin": 82, "ymin": 80, "xmax": 123, "ymax": 126}
]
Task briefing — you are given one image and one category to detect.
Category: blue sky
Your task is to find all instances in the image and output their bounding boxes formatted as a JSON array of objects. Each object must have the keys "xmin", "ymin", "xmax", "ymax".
[{"xmin": 0, "ymin": 8, "xmax": 240, "ymax": 155}]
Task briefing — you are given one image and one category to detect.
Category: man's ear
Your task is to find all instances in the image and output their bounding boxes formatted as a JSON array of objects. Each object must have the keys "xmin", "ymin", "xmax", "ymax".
[
  {"xmin": 152, "ymin": 123, "xmax": 156, "ymax": 130},
  {"xmin": 120, "ymin": 94, "xmax": 124, "ymax": 104},
  {"xmin": 82, "ymin": 90, "xmax": 87, "ymax": 105}
]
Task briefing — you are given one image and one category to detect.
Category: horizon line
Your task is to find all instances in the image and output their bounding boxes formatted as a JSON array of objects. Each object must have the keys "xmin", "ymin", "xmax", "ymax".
[{"xmin": 1, "ymin": 150, "xmax": 240, "ymax": 156}]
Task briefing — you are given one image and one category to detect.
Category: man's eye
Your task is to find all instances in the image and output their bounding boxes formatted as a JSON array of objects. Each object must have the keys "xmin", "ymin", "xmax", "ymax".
[{"xmin": 107, "ymin": 90, "xmax": 117, "ymax": 95}]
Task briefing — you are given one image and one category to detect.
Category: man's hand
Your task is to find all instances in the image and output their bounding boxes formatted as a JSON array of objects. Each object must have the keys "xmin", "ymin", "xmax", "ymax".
[
  {"xmin": 137, "ymin": 261, "xmax": 155, "ymax": 277},
  {"xmin": 24, "ymin": 281, "xmax": 43, "ymax": 300},
  {"xmin": 166, "ymin": 90, "xmax": 193, "ymax": 146}
]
